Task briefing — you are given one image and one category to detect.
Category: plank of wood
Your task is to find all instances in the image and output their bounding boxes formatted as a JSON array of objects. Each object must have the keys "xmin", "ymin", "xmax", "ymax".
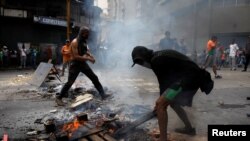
[
  {"xmin": 99, "ymin": 133, "xmax": 117, "ymax": 141},
  {"xmin": 70, "ymin": 94, "xmax": 93, "ymax": 108},
  {"xmin": 88, "ymin": 134, "xmax": 104, "ymax": 141},
  {"xmin": 71, "ymin": 128, "xmax": 104, "ymax": 141},
  {"xmin": 81, "ymin": 128, "xmax": 104, "ymax": 137}
]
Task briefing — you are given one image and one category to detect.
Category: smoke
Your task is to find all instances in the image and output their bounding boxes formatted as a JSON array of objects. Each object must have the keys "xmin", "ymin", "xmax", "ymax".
[
  {"xmin": 85, "ymin": 0, "xmax": 206, "ymax": 114},
  {"xmin": 92, "ymin": 0, "xmax": 204, "ymax": 72}
]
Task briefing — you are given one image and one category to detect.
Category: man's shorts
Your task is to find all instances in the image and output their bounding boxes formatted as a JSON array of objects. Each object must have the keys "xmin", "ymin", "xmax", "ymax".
[
  {"xmin": 163, "ymin": 87, "xmax": 182, "ymax": 101},
  {"xmin": 204, "ymin": 54, "xmax": 216, "ymax": 67},
  {"xmin": 162, "ymin": 88, "xmax": 197, "ymax": 107}
]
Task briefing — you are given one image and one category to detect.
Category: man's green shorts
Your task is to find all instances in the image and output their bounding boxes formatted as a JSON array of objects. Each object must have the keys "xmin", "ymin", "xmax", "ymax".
[{"xmin": 163, "ymin": 87, "xmax": 182, "ymax": 101}]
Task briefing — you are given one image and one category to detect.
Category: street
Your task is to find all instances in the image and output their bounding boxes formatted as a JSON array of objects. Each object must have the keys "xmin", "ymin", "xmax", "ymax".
[{"xmin": 0, "ymin": 67, "xmax": 249, "ymax": 140}]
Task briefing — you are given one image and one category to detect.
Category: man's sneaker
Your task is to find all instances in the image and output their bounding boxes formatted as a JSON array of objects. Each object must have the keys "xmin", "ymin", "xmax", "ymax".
[
  {"xmin": 242, "ymin": 69, "xmax": 247, "ymax": 72},
  {"xmin": 55, "ymin": 97, "xmax": 65, "ymax": 106},
  {"xmin": 101, "ymin": 94, "xmax": 112, "ymax": 100},
  {"xmin": 215, "ymin": 75, "xmax": 222, "ymax": 79},
  {"xmin": 175, "ymin": 127, "xmax": 196, "ymax": 135}
]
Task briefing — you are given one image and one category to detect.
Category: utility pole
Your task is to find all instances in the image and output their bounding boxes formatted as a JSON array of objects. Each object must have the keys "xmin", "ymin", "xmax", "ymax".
[
  {"xmin": 192, "ymin": 0, "xmax": 198, "ymax": 63},
  {"xmin": 66, "ymin": 0, "xmax": 71, "ymax": 40}
]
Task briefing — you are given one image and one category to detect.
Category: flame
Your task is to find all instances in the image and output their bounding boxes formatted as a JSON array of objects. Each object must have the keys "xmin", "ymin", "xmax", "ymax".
[{"xmin": 62, "ymin": 118, "xmax": 84, "ymax": 137}]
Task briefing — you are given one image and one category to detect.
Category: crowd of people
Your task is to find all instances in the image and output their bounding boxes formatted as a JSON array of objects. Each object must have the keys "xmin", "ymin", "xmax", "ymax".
[
  {"xmin": 199, "ymin": 36, "xmax": 250, "ymax": 72},
  {"xmin": 0, "ymin": 45, "xmax": 38, "ymax": 69}
]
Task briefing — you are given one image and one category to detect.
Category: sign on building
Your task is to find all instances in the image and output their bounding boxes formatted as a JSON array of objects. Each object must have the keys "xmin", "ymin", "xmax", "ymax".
[{"xmin": 33, "ymin": 16, "xmax": 67, "ymax": 27}]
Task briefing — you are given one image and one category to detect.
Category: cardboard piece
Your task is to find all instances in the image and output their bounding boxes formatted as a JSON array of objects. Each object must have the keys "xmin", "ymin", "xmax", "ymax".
[{"xmin": 29, "ymin": 62, "xmax": 53, "ymax": 87}]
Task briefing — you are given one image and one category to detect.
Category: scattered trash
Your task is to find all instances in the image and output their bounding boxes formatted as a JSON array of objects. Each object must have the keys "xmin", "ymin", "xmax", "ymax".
[
  {"xmin": 34, "ymin": 118, "xmax": 43, "ymax": 124},
  {"xmin": 49, "ymin": 109, "xmax": 57, "ymax": 113},
  {"xmin": 26, "ymin": 130, "xmax": 38, "ymax": 136},
  {"xmin": 218, "ymin": 101, "xmax": 224, "ymax": 106}
]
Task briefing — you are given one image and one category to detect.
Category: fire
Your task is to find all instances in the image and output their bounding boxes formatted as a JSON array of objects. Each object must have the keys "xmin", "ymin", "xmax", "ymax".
[{"xmin": 62, "ymin": 118, "xmax": 84, "ymax": 137}]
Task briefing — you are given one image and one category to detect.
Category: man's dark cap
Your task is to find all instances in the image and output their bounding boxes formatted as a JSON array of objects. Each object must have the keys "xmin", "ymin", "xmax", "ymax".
[{"xmin": 131, "ymin": 46, "xmax": 153, "ymax": 67}]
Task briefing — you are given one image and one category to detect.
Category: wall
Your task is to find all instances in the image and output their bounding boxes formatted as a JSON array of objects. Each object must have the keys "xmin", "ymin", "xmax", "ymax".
[
  {"xmin": 0, "ymin": 17, "xmax": 66, "ymax": 49},
  {"xmin": 170, "ymin": 1, "xmax": 250, "ymax": 53}
]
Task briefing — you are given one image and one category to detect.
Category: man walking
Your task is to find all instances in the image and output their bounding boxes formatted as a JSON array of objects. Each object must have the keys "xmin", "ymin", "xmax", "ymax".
[
  {"xmin": 55, "ymin": 26, "xmax": 110, "ymax": 106},
  {"xmin": 203, "ymin": 36, "xmax": 222, "ymax": 78},
  {"xmin": 131, "ymin": 46, "xmax": 214, "ymax": 141}
]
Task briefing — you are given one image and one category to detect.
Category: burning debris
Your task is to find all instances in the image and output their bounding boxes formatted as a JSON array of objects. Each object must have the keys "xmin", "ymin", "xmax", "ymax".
[{"xmin": 23, "ymin": 89, "xmax": 162, "ymax": 141}]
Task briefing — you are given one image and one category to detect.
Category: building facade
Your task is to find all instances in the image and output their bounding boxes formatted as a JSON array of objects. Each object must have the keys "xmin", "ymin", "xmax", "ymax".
[
  {"xmin": 0, "ymin": 0, "xmax": 102, "ymax": 63},
  {"xmin": 104, "ymin": 0, "xmax": 250, "ymax": 59}
]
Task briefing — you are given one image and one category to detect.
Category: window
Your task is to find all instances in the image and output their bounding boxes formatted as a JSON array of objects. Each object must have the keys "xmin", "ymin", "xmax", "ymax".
[
  {"xmin": 214, "ymin": 0, "xmax": 224, "ymax": 7},
  {"xmin": 224, "ymin": 0, "xmax": 236, "ymax": 6},
  {"xmin": 214, "ymin": 0, "xmax": 250, "ymax": 7},
  {"xmin": 237, "ymin": 0, "xmax": 250, "ymax": 6}
]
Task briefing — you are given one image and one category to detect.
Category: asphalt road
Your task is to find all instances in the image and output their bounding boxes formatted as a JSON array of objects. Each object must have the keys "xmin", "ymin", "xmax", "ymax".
[{"xmin": 0, "ymin": 67, "xmax": 249, "ymax": 140}]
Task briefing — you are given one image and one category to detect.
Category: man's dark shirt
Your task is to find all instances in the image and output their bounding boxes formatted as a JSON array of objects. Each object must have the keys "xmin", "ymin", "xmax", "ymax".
[
  {"xmin": 150, "ymin": 50, "xmax": 201, "ymax": 94},
  {"xmin": 78, "ymin": 40, "xmax": 88, "ymax": 56}
]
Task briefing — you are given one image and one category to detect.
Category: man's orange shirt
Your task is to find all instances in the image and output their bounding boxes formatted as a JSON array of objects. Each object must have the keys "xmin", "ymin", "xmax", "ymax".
[
  {"xmin": 61, "ymin": 44, "xmax": 71, "ymax": 63},
  {"xmin": 207, "ymin": 40, "xmax": 216, "ymax": 55}
]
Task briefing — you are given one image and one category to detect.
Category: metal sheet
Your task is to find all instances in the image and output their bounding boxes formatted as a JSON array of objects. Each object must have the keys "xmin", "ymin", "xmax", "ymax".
[{"xmin": 29, "ymin": 62, "xmax": 53, "ymax": 87}]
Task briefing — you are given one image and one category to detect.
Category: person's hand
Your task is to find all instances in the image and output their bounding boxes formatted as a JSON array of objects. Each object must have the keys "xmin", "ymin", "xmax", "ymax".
[
  {"xmin": 88, "ymin": 56, "xmax": 95, "ymax": 64},
  {"xmin": 89, "ymin": 58, "xmax": 95, "ymax": 64},
  {"xmin": 86, "ymin": 51, "xmax": 93, "ymax": 57}
]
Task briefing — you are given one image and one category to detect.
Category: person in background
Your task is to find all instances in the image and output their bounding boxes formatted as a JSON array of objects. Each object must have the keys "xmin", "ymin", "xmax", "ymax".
[
  {"xmin": 131, "ymin": 46, "xmax": 214, "ymax": 141},
  {"xmin": 159, "ymin": 31, "xmax": 174, "ymax": 50},
  {"xmin": 0, "ymin": 48, "xmax": 3, "ymax": 68},
  {"xmin": 3, "ymin": 46, "xmax": 9, "ymax": 67},
  {"xmin": 30, "ymin": 47, "xmax": 38, "ymax": 69},
  {"xmin": 229, "ymin": 39, "xmax": 239, "ymax": 71},
  {"xmin": 19, "ymin": 45, "xmax": 27, "ymax": 69},
  {"xmin": 61, "ymin": 40, "xmax": 71, "ymax": 76},
  {"xmin": 236, "ymin": 47, "xmax": 244, "ymax": 68},
  {"xmin": 242, "ymin": 36, "xmax": 250, "ymax": 72},
  {"xmin": 10, "ymin": 49, "xmax": 18, "ymax": 67},
  {"xmin": 203, "ymin": 36, "xmax": 222, "ymax": 78},
  {"xmin": 219, "ymin": 50, "xmax": 226, "ymax": 70}
]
